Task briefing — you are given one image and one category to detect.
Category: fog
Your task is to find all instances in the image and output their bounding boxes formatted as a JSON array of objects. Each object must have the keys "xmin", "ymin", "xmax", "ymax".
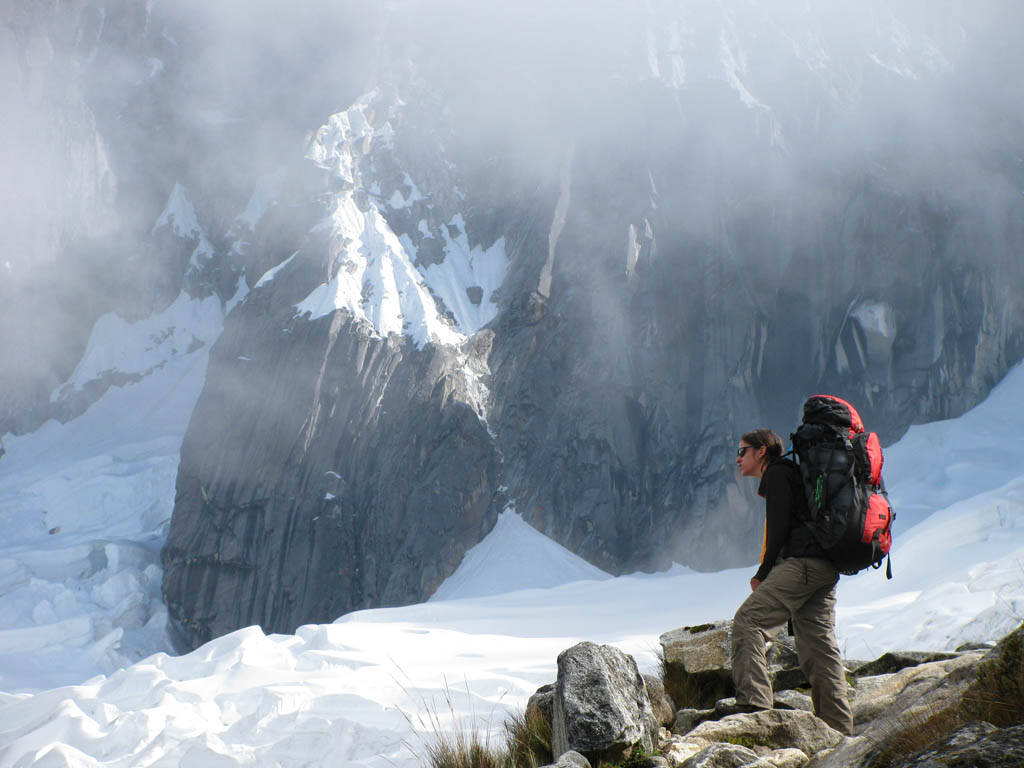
[{"xmin": 2, "ymin": 0, "xmax": 1023, "ymax": 434}]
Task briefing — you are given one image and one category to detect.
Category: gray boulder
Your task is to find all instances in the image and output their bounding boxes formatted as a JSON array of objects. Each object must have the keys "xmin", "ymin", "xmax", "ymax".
[
  {"xmin": 551, "ymin": 642, "xmax": 659, "ymax": 764},
  {"xmin": 685, "ymin": 710, "xmax": 843, "ymax": 758}
]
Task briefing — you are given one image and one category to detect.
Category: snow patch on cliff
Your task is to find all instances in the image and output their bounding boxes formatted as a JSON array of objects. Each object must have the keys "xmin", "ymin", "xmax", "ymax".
[
  {"xmin": 295, "ymin": 195, "xmax": 463, "ymax": 348},
  {"xmin": 152, "ymin": 182, "xmax": 200, "ymax": 239},
  {"xmin": 297, "ymin": 92, "xmax": 504, "ymax": 348}
]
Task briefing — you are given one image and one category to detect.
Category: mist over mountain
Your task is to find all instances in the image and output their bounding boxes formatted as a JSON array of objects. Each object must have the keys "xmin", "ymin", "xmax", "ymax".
[{"xmin": 2, "ymin": 0, "xmax": 1023, "ymax": 651}]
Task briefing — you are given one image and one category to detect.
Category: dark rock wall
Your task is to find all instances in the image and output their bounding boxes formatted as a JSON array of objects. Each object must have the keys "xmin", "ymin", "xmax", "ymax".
[{"xmin": 161, "ymin": 226, "xmax": 499, "ymax": 649}]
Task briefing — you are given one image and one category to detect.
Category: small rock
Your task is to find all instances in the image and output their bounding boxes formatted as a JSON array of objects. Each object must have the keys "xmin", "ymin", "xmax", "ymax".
[
  {"xmin": 542, "ymin": 750, "xmax": 592, "ymax": 768},
  {"xmin": 771, "ymin": 667, "xmax": 810, "ymax": 692},
  {"xmin": 773, "ymin": 690, "xmax": 814, "ymax": 712},
  {"xmin": 852, "ymin": 652, "xmax": 958, "ymax": 678},
  {"xmin": 953, "ymin": 641, "xmax": 995, "ymax": 653},
  {"xmin": 635, "ymin": 756, "xmax": 671, "ymax": 768},
  {"xmin": 761, "ymin": 747, "xmax": 810, "ymax": 768},
  {"xmin": 645, "ymin": 673, "xmax": 678, "ymax": 727},
  {"xmin": 662, "ymin": 736, "xmax": 705, "ymax": 767},
  {"xmin": 680, "ymin": 742, "xmax": 760, "ymax": 768},
  {"xmin": 672, "ymin": 708, "xmax": 715, "ymax": 736},
  {"xmin": 765, "ymin": 634, "xmax": 800, "ymax": 671}
]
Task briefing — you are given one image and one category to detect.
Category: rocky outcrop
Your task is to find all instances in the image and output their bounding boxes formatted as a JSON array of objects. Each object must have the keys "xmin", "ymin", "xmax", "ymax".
[
  {"xmin": 523, "ymin": 621, "xmax": 1024, "ymax": 768},
  {"xmin": 550, "ymin": 641, "xmax": 659, "ymax": 764}
]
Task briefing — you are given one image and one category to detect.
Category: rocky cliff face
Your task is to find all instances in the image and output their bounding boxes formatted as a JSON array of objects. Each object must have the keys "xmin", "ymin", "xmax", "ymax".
[{"xmin": 5, "ymin": 2, "xmax": 1022, "ymax": 648}]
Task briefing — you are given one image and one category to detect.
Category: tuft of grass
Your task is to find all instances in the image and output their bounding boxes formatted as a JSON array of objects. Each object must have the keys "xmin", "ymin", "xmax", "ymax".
[
  {"xmin": 403, "ymin": 681, "xmax": 513, "ymax": 768},
  {"xmin": 862, "ymin": 704, "xmax": 967, "ymax": 768},
  {"xmin": 503, "ymin": 707, "xmax": 552, "ymax": 768},
  {"xmin": 962, "ymin": 625, "xmax": 1024, "ymax": 727},
  {"xmin": 723, "ymin": 735, "xmax": 771, "ymax": 750}
]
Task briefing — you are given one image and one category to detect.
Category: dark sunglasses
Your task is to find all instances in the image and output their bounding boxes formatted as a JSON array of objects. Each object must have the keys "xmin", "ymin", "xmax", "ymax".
[{"xmin": 737, "ymin": 446, "xmax": 752, "ymax": 457}]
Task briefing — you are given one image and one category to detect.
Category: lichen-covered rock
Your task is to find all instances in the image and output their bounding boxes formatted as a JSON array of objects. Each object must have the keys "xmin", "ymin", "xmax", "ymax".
[
  {"xmin": 685, "ymin": 710, "xmax": 843, "ymax": 758},
  {"xmin": 551, "ymin": 642, "xmax": 658, "ymax": 764}
]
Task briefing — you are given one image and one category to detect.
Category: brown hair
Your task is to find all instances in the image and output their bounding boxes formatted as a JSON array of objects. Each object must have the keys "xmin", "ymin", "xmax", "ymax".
[{"xmin": 741, "ymin": 428, "xmax": 784, "ymax": 467}]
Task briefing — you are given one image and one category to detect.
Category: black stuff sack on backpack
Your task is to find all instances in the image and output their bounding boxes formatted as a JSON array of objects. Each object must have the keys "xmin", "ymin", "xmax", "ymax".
[{"xmin": 790, "ymin": 394, "xmax": 894, "ymax": 578}]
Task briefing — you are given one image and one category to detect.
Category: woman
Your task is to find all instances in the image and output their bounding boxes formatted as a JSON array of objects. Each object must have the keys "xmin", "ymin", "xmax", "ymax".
[{"xmin": 730, "ymin": 428, "xmax": 854, "ymax": 736}]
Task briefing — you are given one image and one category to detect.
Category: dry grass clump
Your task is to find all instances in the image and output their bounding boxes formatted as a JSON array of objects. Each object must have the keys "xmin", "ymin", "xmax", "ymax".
[
  {"xmin": 410, "ymin": 687, "xmax": 552, "ymax": 768},
  {"xmin": 963, "ymin": 625, "xmax": 1024, "ymax": 727},
  {"xmin": 503, "ymin": 707, "xmax": 552, "ymax": 768},
  {"xmin": 862, "ymin": 705, "xmax": 968, "ymax": 768}
]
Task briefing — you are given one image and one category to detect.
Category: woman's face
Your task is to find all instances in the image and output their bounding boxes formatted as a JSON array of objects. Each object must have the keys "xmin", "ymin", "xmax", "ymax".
[{"xmin": 736, "ymin": 441, "xmax": 765, "ymax": 477}]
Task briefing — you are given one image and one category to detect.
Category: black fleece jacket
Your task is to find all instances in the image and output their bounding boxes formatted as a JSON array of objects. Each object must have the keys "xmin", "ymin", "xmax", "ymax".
[{"xmin": 753, "ymin": 458, "xmax": 823, "ymax": 582}]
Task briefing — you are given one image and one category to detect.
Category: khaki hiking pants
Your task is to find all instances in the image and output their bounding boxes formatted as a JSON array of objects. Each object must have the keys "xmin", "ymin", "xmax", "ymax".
[{"xmin": 731, "ymin": 557, "xmax": 854, "ymax": 735}]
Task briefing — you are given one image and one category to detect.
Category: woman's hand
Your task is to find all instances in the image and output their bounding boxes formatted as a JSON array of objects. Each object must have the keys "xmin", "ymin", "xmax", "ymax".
[{"xmin": 750, "ymin": 578, "xmax": 761, "ymax": 591}]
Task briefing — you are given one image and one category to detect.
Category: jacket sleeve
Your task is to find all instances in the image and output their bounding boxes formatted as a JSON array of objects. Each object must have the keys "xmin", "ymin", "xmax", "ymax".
[{"xmin": 754, "ymin": 466, "xmax": 793, "ymax": 582}]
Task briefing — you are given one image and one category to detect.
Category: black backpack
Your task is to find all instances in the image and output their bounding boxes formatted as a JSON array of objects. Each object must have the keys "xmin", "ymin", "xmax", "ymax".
[{"xmin": 790, "ymin": 395, "xmax": 894, "ymax": 578}]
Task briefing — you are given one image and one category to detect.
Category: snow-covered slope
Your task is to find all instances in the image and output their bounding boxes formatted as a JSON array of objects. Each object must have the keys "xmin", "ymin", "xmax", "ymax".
[{"xmin": 2, "ymin": 357, "xmax": 1024, "ymax": 765}]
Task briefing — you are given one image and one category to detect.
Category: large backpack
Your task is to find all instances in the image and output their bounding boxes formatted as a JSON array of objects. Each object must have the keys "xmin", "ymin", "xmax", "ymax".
[{"xmin": 790, "ymin": 395, "xmax": 894, "ymax": 578}]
